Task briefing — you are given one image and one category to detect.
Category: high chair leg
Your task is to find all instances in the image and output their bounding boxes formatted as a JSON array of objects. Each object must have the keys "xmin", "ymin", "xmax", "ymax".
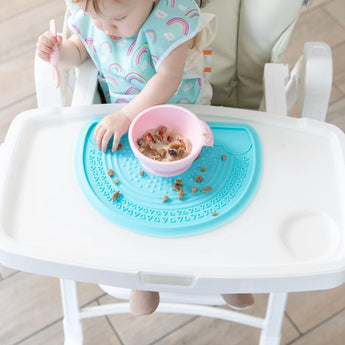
[
  {"xmin": 60, "ymin": 279, "xmax": 84, "ymax": 345},
  {"xmin": 259, "ymin": 292, "xmax": 288, "ymax": 345}
]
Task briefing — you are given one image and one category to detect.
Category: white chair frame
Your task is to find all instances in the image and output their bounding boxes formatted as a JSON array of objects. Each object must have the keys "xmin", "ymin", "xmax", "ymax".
[
  {"xmin": 31, "ymin": 0, "xmax": 333, "ymax": 339},
  {"xmin": 31, "ymin": 39, "xmax": 334, "ymax": 345}
]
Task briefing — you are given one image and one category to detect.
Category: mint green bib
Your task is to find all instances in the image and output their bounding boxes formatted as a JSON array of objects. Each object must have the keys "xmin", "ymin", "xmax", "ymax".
[{"xmin": 69, "ymin": 0, "xmax": 202, "ymax": 104}]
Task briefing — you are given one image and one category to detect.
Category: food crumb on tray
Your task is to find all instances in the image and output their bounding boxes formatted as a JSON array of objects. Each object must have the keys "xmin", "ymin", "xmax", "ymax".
[
  {"xmin": 111, "ymin": 190, "xmax": 120, "ymax": 201},
  {"xmin": 202, "ymin": 186, "xmax": 213, "ymax": 194},
  {"xmin": 195, "ymin": 175, "xmax": 204, "ymax": 183}
]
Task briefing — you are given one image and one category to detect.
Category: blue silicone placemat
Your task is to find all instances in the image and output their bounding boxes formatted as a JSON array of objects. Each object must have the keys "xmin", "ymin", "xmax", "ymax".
[{"xmin": 76, "ymin": 119, "xmax": 262, "ymax": 237}]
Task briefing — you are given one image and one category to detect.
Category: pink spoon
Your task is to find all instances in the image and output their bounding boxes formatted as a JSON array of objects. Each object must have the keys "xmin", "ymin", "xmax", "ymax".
[{"xmin": 49, "ymin": 19, "xmax": 61, "ymax": 88}]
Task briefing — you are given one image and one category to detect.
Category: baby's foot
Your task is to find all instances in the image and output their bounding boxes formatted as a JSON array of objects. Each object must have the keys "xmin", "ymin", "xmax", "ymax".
[
  {"xmin": 130, "ymin": 290, "xmax": 160, "ymax": 316},
  {"xmin": 221, "ymin": 293, "xmax": 255, "ymax": 310}
]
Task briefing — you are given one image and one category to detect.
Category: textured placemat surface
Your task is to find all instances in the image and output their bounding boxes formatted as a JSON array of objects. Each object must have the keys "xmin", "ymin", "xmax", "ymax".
[{"xmin": 76, "ymin": 120, "xmax": 262, "ymax": 237}]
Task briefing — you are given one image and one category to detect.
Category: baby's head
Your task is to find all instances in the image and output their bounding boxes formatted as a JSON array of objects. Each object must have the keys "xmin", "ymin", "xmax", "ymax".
[{"xmin": 74, "ymin": 0, "xmax": 156, "ymax": 38}]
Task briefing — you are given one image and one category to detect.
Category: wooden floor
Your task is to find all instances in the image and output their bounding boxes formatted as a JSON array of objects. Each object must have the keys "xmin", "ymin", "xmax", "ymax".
[{"xmin": 1, "ymin": 0, "xmax": 345, "ymax": 344}]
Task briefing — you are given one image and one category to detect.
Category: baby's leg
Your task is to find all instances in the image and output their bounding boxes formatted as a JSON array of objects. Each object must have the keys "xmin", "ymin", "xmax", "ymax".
[
  {"xmin": 221, "ymin": 293, "xmax": 255, "ymax": 310},
  {"xmin": 130, "ymin": 290, "xmax": 160, "ymax": 316}
]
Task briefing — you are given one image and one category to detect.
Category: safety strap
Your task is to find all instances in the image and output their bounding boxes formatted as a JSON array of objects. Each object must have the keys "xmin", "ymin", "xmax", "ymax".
[{"xmin": 203, "ymin": 49, "xmax": 212, "ymax": 81}]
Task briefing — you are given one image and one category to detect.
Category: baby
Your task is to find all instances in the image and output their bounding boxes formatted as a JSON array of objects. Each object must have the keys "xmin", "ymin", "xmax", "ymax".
[
  {"xmin": 37, "ymin": 0, "xmax": 254, "ymax": 315},
  {"xmin": 37, "ymin": 0, "xmax": 215, "ymax": 152}
]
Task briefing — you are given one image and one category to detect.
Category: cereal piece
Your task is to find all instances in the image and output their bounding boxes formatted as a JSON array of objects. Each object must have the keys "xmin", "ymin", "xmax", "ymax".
[
  {"xmin": 169, "ymin": 142, "xmax": 182, "ymax": 150},
  {"xmin": 139, "ymin": 169, "xmax": 145, "ymax": 176},
  {"xmin": 195, "ymin": 175, "xmax": 204, "ymax": 183},
  {"xmin": 107, "ymin": 169, "xmax": 114, "ymax": 177},
  {"xmin": 173, "ymin": 183, "xmax": 180, "ymax": 192},
  {"xmin": 201, "ymin": 167, "xmax": 206, "ymax": 172},
  {"xmin": 192, "ymin": 186, "xmax": 198, "ymax": 194},
  {"xmin": 113, "ymin": 178, "xmax": 119, "ymax": 184},
  {"xmin": 159, "ymin": 148, "xmax": 167, "ymax": 159},
  {"xmin": 178, "ymin": 189, "xmax": 184, "ymax": 200},
  {"xmin": 160, "ymin": 126, "xmax": 167, "ymax": 134},
  {"xmin": 153, "ymin": 133, "xmax": 162, "ymax": 142},
  {"xmin": 117, "ymin": 143, "xmax": 122, "ymax": 150},
  {"xmin": 175, "ymin": 179, "xmax": 183, "ymax": 187},
  {"xmin": 212, "ymin": 211, "xmax": 219, "ymax": 216},
  {"xmin": 111, "ymin": 190, "xmax": 120, "ymax": 201},
  {"xmin": 162, "ymin": 194, "xmax": 169, "ymax": 203},
  {"xmin": 177, "ymin": 148, "xmax": 185, "ymax": 157},
  {"xmin": 222, "ymin": 154, "xmax": 227, "ymax": 161},
  {"xmin": 202, "ymin": 186, "xmax": 213, "ymax": 193}
]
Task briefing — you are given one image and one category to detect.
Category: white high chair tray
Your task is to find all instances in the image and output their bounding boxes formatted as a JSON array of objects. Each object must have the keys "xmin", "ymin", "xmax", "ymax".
[{"xmin": 1, "ymin": 104, "xmax": 345, "ymax": 294}]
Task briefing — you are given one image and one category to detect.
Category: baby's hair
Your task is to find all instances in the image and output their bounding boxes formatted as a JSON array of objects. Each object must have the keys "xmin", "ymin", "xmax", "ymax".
[
  {"xmin": 73, "ymin": 0, "xmax": 126, "ymax": 15},
  {"xmin": 74, "ymin": 0, "xmax": 207, "ymax": 14}
]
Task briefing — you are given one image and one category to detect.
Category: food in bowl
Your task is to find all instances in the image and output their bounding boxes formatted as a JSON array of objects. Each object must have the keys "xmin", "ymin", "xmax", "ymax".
[
  {"xmin": 128, "ymin": 104, "xmax": 214, "ymax": 177},
  {"xmin": 137, "ymin": 126, "xmax": 191, "ymax": 162}
]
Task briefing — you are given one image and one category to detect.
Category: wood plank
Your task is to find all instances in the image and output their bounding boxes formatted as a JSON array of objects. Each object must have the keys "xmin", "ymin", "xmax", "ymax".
[
  {"xmin": 0, "ymin": 51, "xmax": 35, "ymax": 111},
  {"xmin": 283, "ymin": 7, "xmax": 345, "ymax": 68},
  {"xmin": 0, "ymin": 0, "xmax": 66, "ymax": 64},
  {"xmin": 0, "ymin": 273, "xmax": 104, "ymax": 344},
  {"xmin": 17, "ymin": 303, "xmax": 122, "ymax": 345},
  {"xmin": 101, "ymin": 294, "xmax": 196, "ymax": 345},
  {"xmin": 286, "ymin": 283, "xmax": 345, "ymax": 334},
  {"xmin": 152, "ymin": 295, "xmax": 299, "ymax": 345},
  {"xmin": 0, "ymin": 0, "xmax": 49, "ymax": 22},
  {"xmin": 288, "ymin": 308, "xmax": 345, "ymax": 345}
]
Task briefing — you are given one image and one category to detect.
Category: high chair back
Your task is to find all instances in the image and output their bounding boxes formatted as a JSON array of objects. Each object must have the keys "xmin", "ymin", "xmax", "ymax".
[{"xmin": 202, "ymin": 0, "xmax": 306, "ymax": 109}]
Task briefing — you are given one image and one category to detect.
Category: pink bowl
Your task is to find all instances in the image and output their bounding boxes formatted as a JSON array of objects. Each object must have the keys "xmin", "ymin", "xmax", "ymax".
[{"xmin": 128, "ymin": 105, "xmax": 214, "ymax": 177}]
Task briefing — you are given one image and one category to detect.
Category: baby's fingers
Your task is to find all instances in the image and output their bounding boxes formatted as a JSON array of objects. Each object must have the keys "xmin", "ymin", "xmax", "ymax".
[
  {"xmin": 56, "ymin": 35, "xmax": 63, "ymax": 48},
  {"xmin": 112, "ymin": 132, "xmax": 121, "ymax": 152},
  {"xmin": 101, "ymin": 131, "xmax": 114, "ymax": 152},
  {"xmin": 94, "ymin": 125, "xmax": 106, "ymax": 149},
  {"xmin": 37, "ymin": 32, "xmax": 59, "ymax": 59},
  {"xmin": 39, "ymin": 31, "xmax": 59, "ymax": 49}
]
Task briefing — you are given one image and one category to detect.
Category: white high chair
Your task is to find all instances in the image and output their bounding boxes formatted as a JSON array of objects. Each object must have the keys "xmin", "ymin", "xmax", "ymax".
[{"xmin": 0, "ymin": 1, "xmax": 341, "ymax": 345}]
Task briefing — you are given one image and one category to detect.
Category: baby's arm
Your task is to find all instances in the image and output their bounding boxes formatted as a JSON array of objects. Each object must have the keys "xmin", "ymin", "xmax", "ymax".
[
  {"xmin": 95, "ymin": 39, "xmax": 193, "ymax": 152},
  {"xmin": 122, "ymin": 39, "xmax": 193, "ymax": 120},
  {"xmin": 36, "ymin": 33, "xmax": 89, "ymax": 68}
]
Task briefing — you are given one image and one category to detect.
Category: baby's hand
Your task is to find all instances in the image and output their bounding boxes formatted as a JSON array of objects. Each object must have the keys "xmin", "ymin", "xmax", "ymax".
[
  {"xmin": 94, "ymin": 110, "xmax": 131, "ymax": 152},
  {"xmin": 36, "ymin": 32, "xmax": 62, "ymax": 63}
]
